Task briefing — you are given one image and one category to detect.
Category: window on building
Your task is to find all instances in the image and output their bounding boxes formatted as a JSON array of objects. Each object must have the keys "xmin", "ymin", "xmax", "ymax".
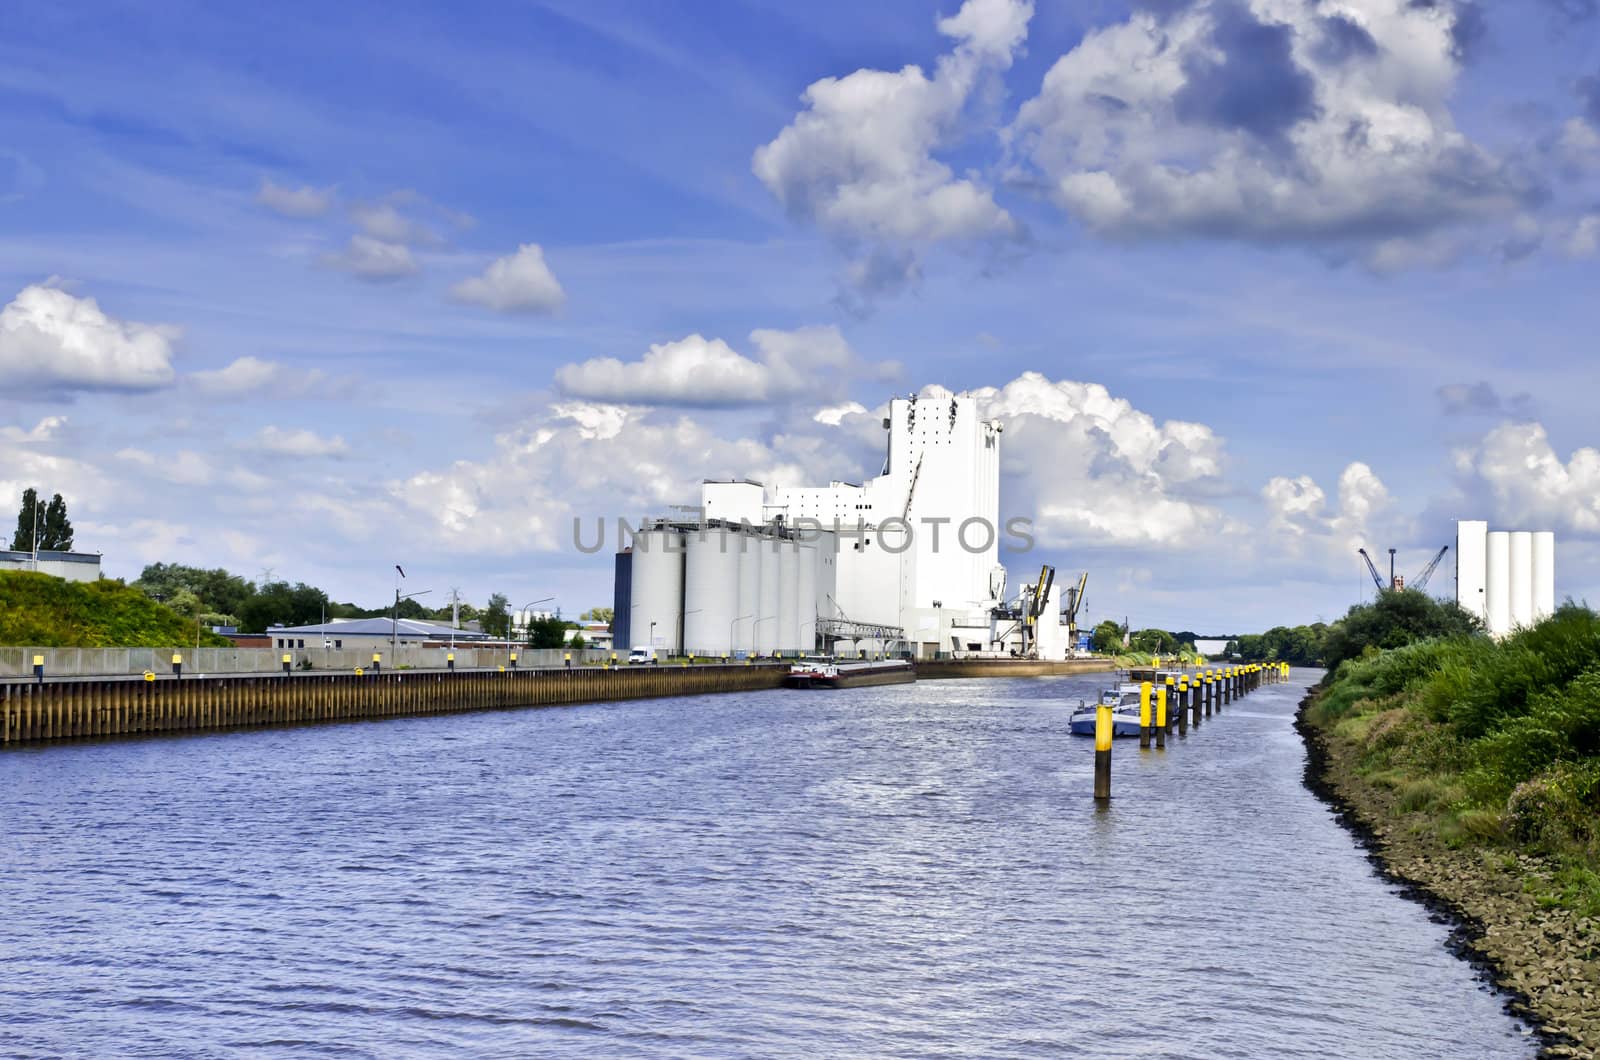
[
  {"xmin": 334, "ymin": 640, "xmax": 342, "ymax": 649},
  {"xmin": 297, "ymin": 639, "xmax": 305, "ymax": 648}
]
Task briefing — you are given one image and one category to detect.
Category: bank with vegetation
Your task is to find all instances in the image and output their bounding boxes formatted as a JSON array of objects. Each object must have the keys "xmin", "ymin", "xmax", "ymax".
[
  {"xmin": 1301, "ymin": 591, "xmax": 1600, "ymax": 1054},
  {"xmin": 0, "ymin": 571, "xmax": 230, "ymax": 648}
]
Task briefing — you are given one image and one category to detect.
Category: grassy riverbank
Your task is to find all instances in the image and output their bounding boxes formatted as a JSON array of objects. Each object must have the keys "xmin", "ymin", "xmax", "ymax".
[
  {"xmin": 1303, "ymin": 603, "xmax": 1600, "ymax": 1053},
  {"xmin": 0, "ymin": 571, "xmax": 229, "ymax": 648}
]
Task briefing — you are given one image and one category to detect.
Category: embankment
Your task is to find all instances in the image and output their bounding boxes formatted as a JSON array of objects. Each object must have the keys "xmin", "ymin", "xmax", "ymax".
[{"xmin": 1299, "ymin": 651, "xmax": 1600, "ymax": 1056}]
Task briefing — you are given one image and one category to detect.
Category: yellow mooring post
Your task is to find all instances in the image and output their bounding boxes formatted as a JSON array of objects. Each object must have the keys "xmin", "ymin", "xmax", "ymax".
[
  {"xmin": 1094, "ymin": 703, "xmax": 1113, "ymax": 801},
  {"xmin": 1177, "ymin": 676, "xmax": 1189, "ymax": 735},
  {"xmin": 372, "ymin": 651, "xmax": 382, "ymax": 674},
  {"xmin": 1138, "ymin": 680, "xmax": 1152, "ymax": 749},
  {"xmin": 1156, "ymin": 681, "xmax": 1169, "ymax": 750}
]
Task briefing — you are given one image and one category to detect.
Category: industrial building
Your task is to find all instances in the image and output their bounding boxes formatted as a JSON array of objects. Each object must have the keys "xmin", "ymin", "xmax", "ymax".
[
  {"xmin": 0, "ymin": 548, "xmax": 102, "ymax": 582},
  {"xmin": 613, "ymin": 392, "xmax": 1074, "ymax": 659},
  {"xmin": 264, "ymin": 617, "xmax": 501, "ymax": 652},
  {"xmin": 1455, "ymin": 520, "xmax": 1556, "ymax": 638}
]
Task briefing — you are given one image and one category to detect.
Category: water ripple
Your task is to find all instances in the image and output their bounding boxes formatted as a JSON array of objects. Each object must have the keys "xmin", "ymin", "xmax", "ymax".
[{"xmin": 0, "ymin": 671, "xmax": 1532, "ymax": 1057}]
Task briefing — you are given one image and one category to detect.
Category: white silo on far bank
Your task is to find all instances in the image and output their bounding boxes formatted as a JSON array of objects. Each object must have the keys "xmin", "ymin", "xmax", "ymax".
[
  {"xmin": 631, "ymin": 529, "xmax": 685, "ymax": 652},
  {"xmin": 1533, "ymin": 531, "xmax": 1556, "ymax": 621},
  {"xmin": 756, "ymin": 539, "xmax": 780, "ymax": 655},
  {"xmin": 683, "ymin": 529, "xmax": 740, "ymax": 657},
  {"xmin": 1510, "ymin": 531, "xmax": 1534, "ymax": 630},
  {"xmin": 1455, "ymin": 520, "xmax": 1488, "ymax": 626},
  {"xmin": 1459, "ymin": 521, "xmax": 1556, "ymax": 638},
  {"xmin": 1485, "ymin": 531, "xmax": 1512, "ymax": 637},
  {"xmin": 735, "ymin": 531, "xmax": 763, "ymax": 655},
  {"xmin": 775, "ymin": 539, "xmax": 800, "ymax": 652}
]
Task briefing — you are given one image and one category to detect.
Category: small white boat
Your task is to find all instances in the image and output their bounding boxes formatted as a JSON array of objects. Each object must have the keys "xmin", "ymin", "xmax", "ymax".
[{"xmin": 1069, "ymin": 685, "xmax": 1145, "ymax": 737}]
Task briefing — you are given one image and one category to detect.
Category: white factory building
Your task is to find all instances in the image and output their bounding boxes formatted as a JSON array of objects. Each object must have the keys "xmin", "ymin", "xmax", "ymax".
[
  {"xmin": 1455, "ymin": 520, "xmax": 1556, "ymax": 638},
  {"xmin": 612, "ymin": 392, "xmax": 1071, "ymax": 660}
]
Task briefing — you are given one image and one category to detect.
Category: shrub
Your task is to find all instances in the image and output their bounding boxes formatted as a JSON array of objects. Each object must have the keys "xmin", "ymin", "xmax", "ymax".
[{"xmin": 1447, "ymin": 606, "xmax": 1600, "ymax": 739}]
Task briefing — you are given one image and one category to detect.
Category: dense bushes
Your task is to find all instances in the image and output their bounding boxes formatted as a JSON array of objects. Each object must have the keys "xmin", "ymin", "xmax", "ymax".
[
  {"xmin": 1321, "ymin": 588, "xmax": 1482, "ymax": 671},
  {"xmin": 1313, "ymin": 603, "xmax": 1600, "ymax": 910},
  {"xmin": 0, "ymin": 571, "xmax": 230, "ymax": 647}
]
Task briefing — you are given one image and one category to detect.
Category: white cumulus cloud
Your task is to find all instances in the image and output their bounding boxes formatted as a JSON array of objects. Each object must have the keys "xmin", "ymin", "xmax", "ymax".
[
  {"xmin": 1008, "ymin": 0, "xmax": 1532, "ymax": 261},
  {"xmin": 963, "ymin": 372, "xmax": 1228, "ymax": 548},
  {"xmin": 556, "ymin": 326, "xmax": 859, "ymax": 407},
  {"xmin": 1455, "ymin": 421, "xmax": 1600, "ymax": 534},
  {"xmin": 753, "ymin": 0, "xmax": 1032, "ymax": 299},
  {"xmin": 449, "ymin": 244, "xmax": 565, "ymax": 313},
  {"xmin": 0, "ymin": 283, "xmax": 178, "ymax": 392},
  {"xmin": 1262, "ymin": 460, "xmax": 1399, "ymax": 562}
]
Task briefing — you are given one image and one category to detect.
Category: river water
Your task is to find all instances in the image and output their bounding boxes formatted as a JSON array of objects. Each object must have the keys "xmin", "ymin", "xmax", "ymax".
[{"xmin": 2, "ymin": 669, "xmax": 1533, "ymax": 1058}]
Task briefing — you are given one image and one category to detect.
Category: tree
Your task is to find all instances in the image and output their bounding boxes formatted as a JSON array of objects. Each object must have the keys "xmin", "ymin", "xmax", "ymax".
[
  {"xmin": 135, "ymin": 563, "xmax": 255, "ymax": 619},
  {"xmin": 525, "ymin": 615, "xmax": 570, "ymax": 649},
  {"xmin": 483, "ymin": 593, "xmax": 511, "ymax": 639},
  {"xmin": 1090, "ymin": 619, "xmax": 1124, "ymax": 654},
  {"xmin": 40, "ymin": 493, "xmax": 72, "ymax": 550},
  {"xmin": 1322, "ymin": 590, "xmax": 1482, "ymax": 672},
  {"xmin": 581, "ymin": 607, "xmax": 614, "ymax": 625},
  {"xmin": 237, "ymin": 580, "xmax": 330, "ymax": 634},
  {"xmin": 1130, "ymin": 628, "xmax": 1177, "ymax": 655},
  {"xmin": 10, "ymin": 488, "xmax": 40, "ymax": 551},
  {"xmin": 569, "ymin": 633, "xmax": 587, "ymax": 651}
]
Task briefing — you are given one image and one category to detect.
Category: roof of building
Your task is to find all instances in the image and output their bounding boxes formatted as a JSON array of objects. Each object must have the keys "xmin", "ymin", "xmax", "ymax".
[
  {"xmin": 266, "ymin": 618, "xmax": 498, "ymax": 641},
  {"xmin": 0, "ymin": 549, "xmax": 102, "ymax": 565}
]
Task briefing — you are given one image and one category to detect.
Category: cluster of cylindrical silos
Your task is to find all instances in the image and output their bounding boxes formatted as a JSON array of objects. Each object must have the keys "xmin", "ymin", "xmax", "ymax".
[
  {"xmin": 1483, "ymin": 529, "xmax": 1555, "ymax": 636},
  {"xmin": 625, "ymin": 525, "xmax": 833, "ymax": 656}
]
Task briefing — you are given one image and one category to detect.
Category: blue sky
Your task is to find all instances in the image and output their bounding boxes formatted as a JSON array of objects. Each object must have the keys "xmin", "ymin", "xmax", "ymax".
[{"xmin": 2, "ymin": 0, "xmax": 1598, "ymax": 632}]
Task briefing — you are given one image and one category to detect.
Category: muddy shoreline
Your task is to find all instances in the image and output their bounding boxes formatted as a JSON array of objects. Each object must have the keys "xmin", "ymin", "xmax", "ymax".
[{"xmin": 1295, "ymin": 689, "xmax": 1597, "ymax": 1058}]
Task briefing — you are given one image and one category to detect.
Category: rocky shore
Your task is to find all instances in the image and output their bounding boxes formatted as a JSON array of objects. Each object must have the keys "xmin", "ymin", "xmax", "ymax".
[{"xmin": 1298, "ymin": 694, "xmax": 1600, "ymax": 1058}]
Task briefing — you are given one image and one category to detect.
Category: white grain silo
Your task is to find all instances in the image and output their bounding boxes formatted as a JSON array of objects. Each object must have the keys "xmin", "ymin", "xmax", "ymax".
[
  {"xmin": 735, "ymin": 529, "xmax": 763, "ymax": 655},
  {"xmin": 684, "ymin": 529, "xmax": 740, "ymax": 657},
  {"xmin": 1533, "ymin": 531, "xmax": 1556, "ymax": 624},
  {"xmin": 1455, "ymin": 520, "xmax": 1488, "ymax": 625},
  {"xmin": 1510, "ymin": 530, "xmax": 1534, "ymax": 629},
  {"xmin": 795, "ymin": 541, "xmax": 818, "ymax": 653},
  {"xmin": 776, "ymin": 538, "xmax": 800, "ymax": 653},
  {"xmin": 757, "ymin": 538, "xmax": 781, "ymax": 655},
  {"xmin": 1486, "ymin": 531, "xmax": 1511, "ymax": 637},
  {"xmin": 631, "ymin": 528, "xmax": 685, "ymax": 652}
]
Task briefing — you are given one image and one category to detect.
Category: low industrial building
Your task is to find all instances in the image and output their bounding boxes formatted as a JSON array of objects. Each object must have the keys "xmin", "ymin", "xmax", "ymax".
[
  {"xmin": 1455, "ymin": 521, "xmax": 1557, "ymax": 638},
  {"xmin": 613, "ymin": 391, "xmax": 1073, "ymax": 660},
  {"xmin": 264, "ymin": 617, "xmax": 501, "ymax": 652},
  {"xmin": 0, "ymin": 549, "xmax": 102, "ymax": 582}
]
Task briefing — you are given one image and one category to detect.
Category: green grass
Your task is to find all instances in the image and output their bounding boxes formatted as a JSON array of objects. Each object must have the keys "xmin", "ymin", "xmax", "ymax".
[
  {"xmin": 1312, "ymin": 604, "xmax": 1600, "ymax": 916},
  {"xmin": 0, "ymin": 571, "xmax": 230, "ymax": 648}
]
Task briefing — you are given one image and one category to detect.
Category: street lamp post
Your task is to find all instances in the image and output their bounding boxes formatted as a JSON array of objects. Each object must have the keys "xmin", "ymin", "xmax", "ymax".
[
  {"xmin": 729, "ymin": 613, "xmax": 752, "ymax": 658},
  {"xmin": 519, "ymin": 597, "xmax": 554, "ymax": 643},
  {"xmin": 391, "ymin": 565, "xmax": 431, "ymax": 664}
]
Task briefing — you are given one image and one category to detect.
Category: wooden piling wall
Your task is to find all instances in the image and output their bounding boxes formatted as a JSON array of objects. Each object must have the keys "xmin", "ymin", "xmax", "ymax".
[{"xmin": 1, "ymin": 664, "xmax": 788, "ymax": 746}]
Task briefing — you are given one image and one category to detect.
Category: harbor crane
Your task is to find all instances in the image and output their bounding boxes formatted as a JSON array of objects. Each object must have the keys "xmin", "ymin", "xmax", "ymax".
[
  {"xmin": 1357, "ymin": 545, "xmax": 1449, "ymax": 594},
  {"xmin": 1063, "ymin": 572, "xmax": 1088, "ymax": 649}
]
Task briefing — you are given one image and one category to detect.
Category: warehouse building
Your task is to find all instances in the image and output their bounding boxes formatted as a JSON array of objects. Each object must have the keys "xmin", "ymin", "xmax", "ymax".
[{"xmin": 0, "ymin": 548, "xmax": 102, "ymax": 582}]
